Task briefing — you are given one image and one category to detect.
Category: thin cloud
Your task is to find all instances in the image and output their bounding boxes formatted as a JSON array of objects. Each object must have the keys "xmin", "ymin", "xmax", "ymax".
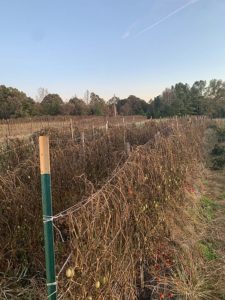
[
  {"xmin": 122, "ymin": 21, "xmax": 138, "ymax": 39},
  {"xmin": 136, "ymin": 0, "xmax": 200, "ymax": 37},
  {"xmin": 122, "ymin": 31, "xmax": 131, "ymax": 39}
]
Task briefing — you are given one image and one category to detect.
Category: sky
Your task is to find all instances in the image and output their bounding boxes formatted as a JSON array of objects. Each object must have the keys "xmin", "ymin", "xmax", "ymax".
[{"xmin": 0, "ymin": 0, "xmax": 225, "ymax": 101}]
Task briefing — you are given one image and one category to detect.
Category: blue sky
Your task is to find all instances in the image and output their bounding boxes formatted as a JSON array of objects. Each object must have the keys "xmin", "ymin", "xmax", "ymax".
[{"xmin": 0, "ymin": 0, "xmax": 225, "ymax": 101}]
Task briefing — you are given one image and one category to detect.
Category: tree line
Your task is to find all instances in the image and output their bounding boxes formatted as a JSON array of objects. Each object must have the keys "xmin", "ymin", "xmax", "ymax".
[
  {"xmin": 148, "ymin": 79, "xmax": 225, "ymax": 118},
  {"xmin": 0, "ymin": 79, "xmax": 225, "ymax": 119}
]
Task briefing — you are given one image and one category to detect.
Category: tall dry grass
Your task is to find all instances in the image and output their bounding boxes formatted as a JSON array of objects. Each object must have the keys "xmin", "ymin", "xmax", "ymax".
[
  {"xmin": 0, "ymin": 117, "xmax": 213, "ymax": 299},
  {"xmin": 54, "ymin": 118, "xmax": 208, "ymax": 299}
]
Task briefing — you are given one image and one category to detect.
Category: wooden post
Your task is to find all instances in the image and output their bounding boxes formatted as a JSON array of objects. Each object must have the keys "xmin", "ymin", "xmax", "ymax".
[
  {"xmin": 62, "ymin": 118, "xmax": 65, "ymax": 134},
  {"xmin": 123, "ymin": 117, "xmax": 126, "ymax": 147},
  {"xmin": 114, "ymin": 103, "xmax": 117, "ymax": 117},
  {"xmin": 105, "ymin": 121, "xmax": 109, "ymax": 133},
  {"xmin": 70, "ymin": 119, "xmax": 74, "ymax": 140},
  {"xmin": 81, "ymin": 132, "xmax": 85, "ymax": 148},
  {"xmin": 92, "ymin": 125, "xmax": 95, "ymax": 139},
  {"xmin": 7, "ymin": 120, "xmax": 10, "ymax": 137},
  {"xmin": 126, "ymin": 142, "xmax": 131, "ymax": 155},
  {"xmin": 39, "ymin": 136, "xmax": 57, "ymax": 300},
  {"xmin": 30, "ymin": 118, "xmax": 33, "ymax": 134}
]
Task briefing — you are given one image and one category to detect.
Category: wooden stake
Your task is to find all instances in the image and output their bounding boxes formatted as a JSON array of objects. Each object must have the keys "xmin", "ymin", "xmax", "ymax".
[
  {"xmin": 92, "ymin": 125, "xmax": 95, "ymax": 138},
  {"xmin": 7, "ymin": 120, "xmax": 10, "ymax": 137},
  {"xmin": 70, "ymin": 119, "xmax": 74, "ymax": 140},
  {"xmin": 126, "ymin": 142, "xmax": 131, "ymax": 155},
  {"xmin": 81, "ymin": 132, "xmax": 85, "ymax": 148}
]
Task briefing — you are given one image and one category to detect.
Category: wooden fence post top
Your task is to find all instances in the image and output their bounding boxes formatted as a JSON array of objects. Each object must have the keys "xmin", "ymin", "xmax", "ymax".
[{"xmin": 39, "ymin": 136, "xmax": 50, "ymax": 175}]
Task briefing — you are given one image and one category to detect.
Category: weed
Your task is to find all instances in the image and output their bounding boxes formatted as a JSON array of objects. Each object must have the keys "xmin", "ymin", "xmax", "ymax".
[
  {"xmin": 201, "ymin": 196, "xmax": 217, "ymax": 220},
  {"xmin": 198, "ymin": 242, "xmax": 217, "ymax": 261},
  {"xmin": 0, "ymin": 117, "xmax": 211, "ymax": 299},
  {"xmin": 210, "ymin": 123, "xmax": 225, "ymax": 170}
]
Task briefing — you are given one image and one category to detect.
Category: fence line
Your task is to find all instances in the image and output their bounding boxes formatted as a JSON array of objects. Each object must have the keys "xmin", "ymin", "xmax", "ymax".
[
  {"xmin": 0, "ymin": 119, "xmax": 152, "ymax": 157},
  {"xmin": 0, "ymin": 116, "xmax": 208, "ymax": 299},
  {"xmin": 46, "ymin": 125, "xmax": 170, "ymax": 222},
  {"xmin": 37, "ymin": 122, "xmax": 179, "ymax": 299},
  {"xmin": 0, "ymin": 115, "xmax": 146, "ymax": 139}
]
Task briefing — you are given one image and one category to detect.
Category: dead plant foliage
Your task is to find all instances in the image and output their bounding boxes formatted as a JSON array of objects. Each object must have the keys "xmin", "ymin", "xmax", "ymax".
[{"xmin": 0, "ymin": 117, "xmax": 218, "ymax": 299}]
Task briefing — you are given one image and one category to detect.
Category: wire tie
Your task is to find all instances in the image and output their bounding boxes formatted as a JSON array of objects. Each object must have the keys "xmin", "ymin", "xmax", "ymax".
[
  {"xmin": 47, "ymin": 282, "xmax": 57, "ymax": 287},
  {"xmin": 43, "ymin": 215, "xmax": 54, "ymax": 223}
]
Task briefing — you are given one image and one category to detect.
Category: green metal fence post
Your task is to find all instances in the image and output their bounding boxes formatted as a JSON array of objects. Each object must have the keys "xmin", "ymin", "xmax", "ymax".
[{"xmin": 39, "ymin": 136, "xmax": 57, "ymax": 300}]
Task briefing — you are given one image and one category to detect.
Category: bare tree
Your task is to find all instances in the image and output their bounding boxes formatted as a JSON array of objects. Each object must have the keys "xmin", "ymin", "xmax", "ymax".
[
  {"xmin": 108, "ymin": 94, "xmax": 119, "ymax": 117},
  {"xmin": 83, "ymin": 90, "xmax": 90, "ymax": 105},
  {"xmin": 36, "ymin": 87, "xmax": 49, "ymax": 102}
]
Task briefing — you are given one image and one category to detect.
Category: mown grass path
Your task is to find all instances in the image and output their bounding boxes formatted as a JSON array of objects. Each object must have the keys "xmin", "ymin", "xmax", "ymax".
[{"xmin": 205, "ymin": 170, "xmax": 225, "ymax": 260}]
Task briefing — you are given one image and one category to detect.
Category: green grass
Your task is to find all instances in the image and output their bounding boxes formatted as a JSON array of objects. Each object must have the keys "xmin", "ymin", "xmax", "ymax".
[
  {"xmin": 199, "ymin": 199, "xmax": 218, "ymax": 260},
  {"xmin": 202, "ymin": 179, "xmax": 209, "ymax": 185},
  {"xmin": 198, "ymin": 242, "xmax": 217, "ymax": 261},
  {"xmin": 201, "ymin": 196, "xmax": 218, "ymax": 221}
]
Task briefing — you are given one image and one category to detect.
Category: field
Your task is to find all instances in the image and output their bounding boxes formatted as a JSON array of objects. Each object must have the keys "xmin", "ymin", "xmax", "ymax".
[
  {"xmin": 0, "ymin": 116, "xmax": 145, "ymax": 140},
  {"xmin": 1, "ymin": 116, "xmax": 225, "ymax": 300}
]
